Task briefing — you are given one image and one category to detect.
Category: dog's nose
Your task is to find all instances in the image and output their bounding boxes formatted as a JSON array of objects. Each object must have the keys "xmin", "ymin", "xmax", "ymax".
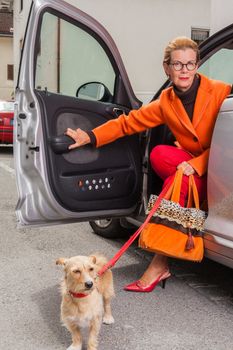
[{"xmin": 85, "ymin": 281, "xmax": 93, "ymax": 289}]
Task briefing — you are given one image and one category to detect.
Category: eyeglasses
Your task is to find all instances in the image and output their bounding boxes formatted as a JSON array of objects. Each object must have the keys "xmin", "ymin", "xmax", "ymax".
[{"xmin": 169, "ymin": 61, "xmax": 197, "ymax": 71}]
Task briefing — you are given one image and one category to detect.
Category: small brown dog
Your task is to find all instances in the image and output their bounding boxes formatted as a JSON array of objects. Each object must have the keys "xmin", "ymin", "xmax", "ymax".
[{"xmin": 56, "ymin": 254, "xmax": 115, "ymax": 350}]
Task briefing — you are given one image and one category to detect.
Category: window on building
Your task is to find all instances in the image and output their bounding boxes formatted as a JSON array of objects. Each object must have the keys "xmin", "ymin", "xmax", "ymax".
[
  {"xmin": 7, "ymin": 65, "xmax": 14, "ymax": 80},
  {"xmin": 20, "ymin": 0, "xmax": 23, "ymax": 12},
  {"xmin": 191, "ymin": 28, "xmax": 209, "ymax": 45}
]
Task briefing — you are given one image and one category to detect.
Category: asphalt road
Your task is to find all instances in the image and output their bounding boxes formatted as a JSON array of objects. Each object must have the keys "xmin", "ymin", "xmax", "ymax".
[{"xmin": 0, "ymin": 146, "xmax": 233, "ymax": 350}]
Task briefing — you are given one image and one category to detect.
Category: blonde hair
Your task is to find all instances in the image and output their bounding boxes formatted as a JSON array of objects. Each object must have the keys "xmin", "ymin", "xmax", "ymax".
[{"xmin": 163, "ymin": 36, "xmax": 200, "ymax": 63}]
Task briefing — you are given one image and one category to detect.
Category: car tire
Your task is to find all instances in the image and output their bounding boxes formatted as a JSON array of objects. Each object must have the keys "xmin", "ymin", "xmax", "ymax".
[{"xmin": 89, "ymin": 218, "xmax": 132, "ymax": 239}]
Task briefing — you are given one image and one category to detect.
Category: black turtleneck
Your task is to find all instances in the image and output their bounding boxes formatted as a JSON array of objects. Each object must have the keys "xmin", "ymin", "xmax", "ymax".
[{"xmin": 173, "ymin": 74, "xmax": 200, "ymax": 121}]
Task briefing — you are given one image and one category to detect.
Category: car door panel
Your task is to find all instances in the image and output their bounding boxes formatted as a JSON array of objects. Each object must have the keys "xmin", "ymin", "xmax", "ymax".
[{"xmin": 35, "ymin": 90, "xmax": 141, "ymax": 212}]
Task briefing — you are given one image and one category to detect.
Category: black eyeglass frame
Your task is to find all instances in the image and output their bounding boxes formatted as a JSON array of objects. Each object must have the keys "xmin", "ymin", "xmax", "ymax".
[{"xmin": 168, "ymin": 61, "xmax": 198, "ymax": 71}]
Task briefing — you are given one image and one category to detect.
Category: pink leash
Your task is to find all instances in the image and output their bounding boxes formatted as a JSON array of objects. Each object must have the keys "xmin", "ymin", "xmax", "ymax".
[{"xmin": 98, "ymin": 174, "xmax": 175, "ymax": 276}]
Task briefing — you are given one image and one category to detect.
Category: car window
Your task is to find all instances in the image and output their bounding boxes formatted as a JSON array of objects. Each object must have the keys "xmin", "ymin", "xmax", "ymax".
[
  {"xmin": 198, "ymin": 47, "xmax": 233, "ymax": 85},
  {"xmin": 0, "ymin": 101, "xmax": 14, "ymax": 111},
  {"xmin": 35, "ymin": 12, "xmax": 116, "ymax": 100}
]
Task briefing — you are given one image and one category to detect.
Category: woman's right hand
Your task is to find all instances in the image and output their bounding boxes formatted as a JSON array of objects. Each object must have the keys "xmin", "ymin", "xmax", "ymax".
[
  {"xmin": 177, "ymin": 161, "xmax": 195, "ymax": 176},
  {"xmin": 65, "ymin": 128, "xmax": 91, "ymax": 150}
]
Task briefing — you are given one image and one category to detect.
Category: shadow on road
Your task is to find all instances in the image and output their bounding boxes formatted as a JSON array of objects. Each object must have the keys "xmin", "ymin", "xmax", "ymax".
[{"xmin": 31, "ymin": 284, "xmax": 69, "ymax": 347}]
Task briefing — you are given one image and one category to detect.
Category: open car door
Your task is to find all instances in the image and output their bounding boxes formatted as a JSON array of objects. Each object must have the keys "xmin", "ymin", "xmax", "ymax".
[{"xmin": 14, "ymin": 0, "xmax": 142, "ymax": 226}]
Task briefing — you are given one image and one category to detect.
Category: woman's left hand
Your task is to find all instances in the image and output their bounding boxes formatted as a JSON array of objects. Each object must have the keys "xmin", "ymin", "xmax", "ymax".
[{"xmin": 177, "ymin": 161, "xmax": 195, "ymax": 176}]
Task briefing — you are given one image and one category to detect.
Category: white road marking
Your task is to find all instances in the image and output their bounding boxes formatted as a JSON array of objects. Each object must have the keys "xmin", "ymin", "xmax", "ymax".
[{"xmin": 0, "ymin": 161, "xmax": 15, "ymax": 176}]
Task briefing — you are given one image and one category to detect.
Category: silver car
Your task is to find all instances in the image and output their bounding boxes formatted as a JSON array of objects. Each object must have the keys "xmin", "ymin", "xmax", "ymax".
[{"xmin": 14, "ymin": 0, "xmax": 233, "ymax": 269}]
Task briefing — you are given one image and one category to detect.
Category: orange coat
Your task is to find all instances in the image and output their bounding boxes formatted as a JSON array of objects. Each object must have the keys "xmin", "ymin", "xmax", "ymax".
[{"xmin": 92, "ymin": 74, "xmax": 231, "ymax": 176}]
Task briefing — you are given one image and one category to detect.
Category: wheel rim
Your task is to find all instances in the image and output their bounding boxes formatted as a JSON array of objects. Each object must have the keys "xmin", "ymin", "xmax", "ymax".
[{"xmin": 94, "ymin": 219, "xmax": 112, "ymax": 228}]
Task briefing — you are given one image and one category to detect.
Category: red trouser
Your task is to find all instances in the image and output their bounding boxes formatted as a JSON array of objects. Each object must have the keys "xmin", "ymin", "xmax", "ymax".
[{"xmin": 150, "ymin": 145, "xmax": 207, "ymax": 206}]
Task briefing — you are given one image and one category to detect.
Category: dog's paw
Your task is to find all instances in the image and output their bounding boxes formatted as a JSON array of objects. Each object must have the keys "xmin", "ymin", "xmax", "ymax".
[
  {"xmin": 103, "ymin": 314, "xmax": 115, "ymax": 324},
  {"xmin": 66, "ymin": 345, "xmax": 82, "ymax": 350}
]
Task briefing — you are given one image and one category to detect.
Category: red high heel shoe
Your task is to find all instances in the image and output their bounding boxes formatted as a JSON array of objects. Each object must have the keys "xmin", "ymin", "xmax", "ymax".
[{"xmin": 124, "ymin": 270, "xmax": 171, "ymax": 292}]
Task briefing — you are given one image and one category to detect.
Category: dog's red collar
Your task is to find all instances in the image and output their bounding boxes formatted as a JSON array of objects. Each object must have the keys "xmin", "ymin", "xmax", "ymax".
[{"xmin": 69, "ymin": 290, "xmax": 89, "ymax": 298}]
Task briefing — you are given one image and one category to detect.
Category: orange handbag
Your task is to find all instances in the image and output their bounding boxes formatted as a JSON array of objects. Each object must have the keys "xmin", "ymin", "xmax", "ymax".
[{"xmin": 139, "ymin": 169, "xmax": 207, "ymax": 262}]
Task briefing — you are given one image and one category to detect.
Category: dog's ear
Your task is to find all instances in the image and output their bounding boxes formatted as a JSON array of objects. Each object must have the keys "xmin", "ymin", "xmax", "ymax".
[
  {"xmin": 56, "ymin": 258, "xmax": 67, "ymax": 266},
  {"xmin": 89, "ymin": 255, "xmax": 97, "ymax": 264}
]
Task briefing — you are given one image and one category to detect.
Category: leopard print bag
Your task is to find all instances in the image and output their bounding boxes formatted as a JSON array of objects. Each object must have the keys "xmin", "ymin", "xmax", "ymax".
[{"xmin": 139, "ymin": 170, "xmax": 207, "ymax": 261}]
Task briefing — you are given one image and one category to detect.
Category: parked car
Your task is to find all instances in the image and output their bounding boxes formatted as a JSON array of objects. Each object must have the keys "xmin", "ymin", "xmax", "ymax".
[
  {"xmin": 0, "ymin": 100, "xmax": 14, "ymax": 145},
  {"xmin": 14, "ymin": 0, "xmax": 233, "ymax": 269}
]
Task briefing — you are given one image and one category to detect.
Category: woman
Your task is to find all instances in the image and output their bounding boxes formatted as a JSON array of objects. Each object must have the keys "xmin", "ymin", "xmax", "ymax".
[{"xmin": 66, "ymin": 37, "xmax": 231, "ymax": 293}]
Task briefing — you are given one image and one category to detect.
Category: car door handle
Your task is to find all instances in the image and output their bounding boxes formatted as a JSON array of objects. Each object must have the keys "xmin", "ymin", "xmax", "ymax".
[
  {"xmin": 49, "ymin": 135, "xmax": 74, "ymax": 154},
  {"xmin": 105, "ymin": 106, "xmax": 127, "ymax": 117},
  {"xmin": 112, "ymin": 107, "xmax": 126, "ymax": 117}
]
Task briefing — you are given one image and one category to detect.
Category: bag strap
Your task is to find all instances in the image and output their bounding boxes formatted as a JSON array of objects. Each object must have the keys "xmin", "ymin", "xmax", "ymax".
[
  {"xmin": 97, "ymin": 172, "xmax": 176, "ymax": 276},
  {"xmin": 170, "ymin": 170, "xmax": 200, "ymax": 209},
  {"xmin": 187, "ymin": 174, "xmax": 200, "ymax": 209},
  {"xmin": 170, "ymin": 168, "xmax": 183, "ymax": 203}
]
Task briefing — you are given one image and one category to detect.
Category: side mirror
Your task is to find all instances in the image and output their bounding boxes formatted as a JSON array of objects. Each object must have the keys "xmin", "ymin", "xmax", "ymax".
[{"xmin": 76, "ymin": 82, "xmax": 112, "ymax": 102}]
